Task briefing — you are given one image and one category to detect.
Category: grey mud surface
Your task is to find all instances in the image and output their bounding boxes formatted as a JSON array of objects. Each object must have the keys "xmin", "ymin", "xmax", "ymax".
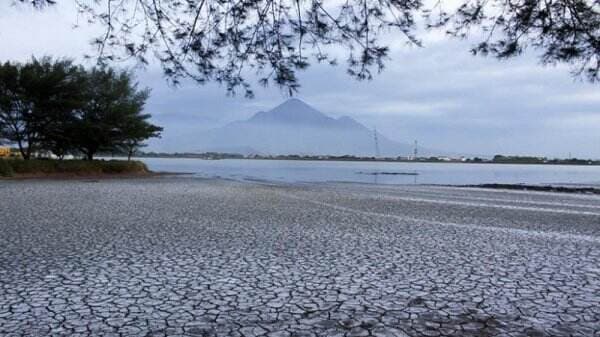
[{"xmin": 1, "ymin": 178, "xmax": 600, "ymax": 337}]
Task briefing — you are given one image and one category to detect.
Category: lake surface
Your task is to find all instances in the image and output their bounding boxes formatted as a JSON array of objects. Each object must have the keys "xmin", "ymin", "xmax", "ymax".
[{"xmin": 137, "ymin": 158, "xmax": 600, "ymax": 186}]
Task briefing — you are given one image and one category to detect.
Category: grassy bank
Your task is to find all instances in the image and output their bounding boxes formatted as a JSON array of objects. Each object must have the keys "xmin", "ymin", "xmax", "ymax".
[{"xmin": 0, "ymin": 159, "xmax": 150, "ymax": 178}]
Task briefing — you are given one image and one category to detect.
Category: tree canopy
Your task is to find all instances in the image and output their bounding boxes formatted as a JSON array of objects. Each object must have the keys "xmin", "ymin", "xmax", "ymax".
[
  {"xmin": 72, "ymin": 67, "xmax": 162, "ymax": 160},
  {"xmin": 0, "ymin": 58, "xmax": 83, "ymax": 159},
  {"xmin": 0, "ymin": 58, "xmax": 162, "ymax": 160},
  {"xmin": 17, "ymin": 0, "xmax": 600, "ymax": 96}
]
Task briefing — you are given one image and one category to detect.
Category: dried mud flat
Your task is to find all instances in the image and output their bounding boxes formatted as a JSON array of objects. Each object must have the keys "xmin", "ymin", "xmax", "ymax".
[{"xmin": 1, "ymin": 178, "xmax": 599, "ymax": 337}]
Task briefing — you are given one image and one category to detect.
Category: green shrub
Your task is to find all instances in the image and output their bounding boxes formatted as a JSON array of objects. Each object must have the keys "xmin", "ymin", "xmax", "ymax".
[
  {"xmin": 100, "ymin": 160, "xmax": 149, "ymax": 174},
  {"xmin": 0, "ymin": 159, "xmax": 14, "ymax": 177},
  {"xmin": 1, "ymin": 159, "xmax": 149, "ymax": 176},
  {"xmin": 9, "ymin": 159, "xmax": 58, "ymax": 174},
  {"xmin": 54, "ymin": 161, "xmax": 101, "ymax": 174}
]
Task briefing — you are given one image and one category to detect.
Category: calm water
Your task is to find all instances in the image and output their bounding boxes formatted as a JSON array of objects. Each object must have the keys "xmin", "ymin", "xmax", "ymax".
[{"xmin": 137, "ymin": 158, "xmax": 600, "ymax": 186}]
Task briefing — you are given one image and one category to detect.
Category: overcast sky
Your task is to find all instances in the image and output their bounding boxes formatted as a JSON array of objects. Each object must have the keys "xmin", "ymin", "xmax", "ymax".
[{"xmin": 1, "ymin": 2, "xmax": 599, "ymax": 158}]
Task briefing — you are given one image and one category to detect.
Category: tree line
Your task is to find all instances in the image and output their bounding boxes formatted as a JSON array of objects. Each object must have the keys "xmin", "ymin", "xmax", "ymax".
[{"xmin": 0, "ymin": 57, "xmax": 162, "ymax": 160}]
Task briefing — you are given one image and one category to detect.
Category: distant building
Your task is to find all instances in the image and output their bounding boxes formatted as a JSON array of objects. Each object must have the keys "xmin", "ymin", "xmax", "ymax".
[
  {"xmin": 0, "ymin": 147, "xmax": 11, "ymax": 158},
  {"xmin": 32, "ymin": 151, "xmax": 57, "ymax": 159}
]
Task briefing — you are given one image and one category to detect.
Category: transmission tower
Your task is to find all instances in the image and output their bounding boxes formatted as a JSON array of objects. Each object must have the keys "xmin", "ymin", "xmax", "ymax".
[
  {"xmin": 413, "ymin": 140, "xmax": 418, "ymax": 160},
  {"xmin": 373, "ymin": 127, "xmax": 380, "ymax": 158}
]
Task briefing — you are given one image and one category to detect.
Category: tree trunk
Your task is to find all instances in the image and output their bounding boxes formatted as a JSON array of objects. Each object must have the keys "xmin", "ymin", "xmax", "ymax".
[
  {"xmin": 25, "ymin": 132, "xmax": 35, "ymax": 160},
  {"xmin": 16, "ymin": 139, "xmax": 29, "ymax": 160},
  {"xmin": 86, "ymin": 152, "xmax": 94, "ymax": 161}
]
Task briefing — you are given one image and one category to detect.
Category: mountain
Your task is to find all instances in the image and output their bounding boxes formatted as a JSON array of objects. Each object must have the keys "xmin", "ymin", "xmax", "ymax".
[{"xmin": 196, "ymin": 98, "xmax": 433, "ymax": 157}]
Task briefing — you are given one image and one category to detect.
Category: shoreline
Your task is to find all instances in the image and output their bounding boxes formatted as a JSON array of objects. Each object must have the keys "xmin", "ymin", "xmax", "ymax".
[
  {"xmin": 0, "ymin": 171, "xmax": 190, "ymax": 181},
  {"xmin": 461, "ymin": 183, "xmax": 600, "ymax": 195},
  {"xmin": 0, "ymin": 158, "xmax": 189, "ymax": 180},
  {"xmin": 4, "ymin": 172, "xmax": 600, "ymax": 196}
]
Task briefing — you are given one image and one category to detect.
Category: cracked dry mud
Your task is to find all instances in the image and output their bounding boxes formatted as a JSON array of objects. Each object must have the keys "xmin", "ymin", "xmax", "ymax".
[{"xmin": 1, "ymin": 178, "xmax": 599, "ymax": 337}]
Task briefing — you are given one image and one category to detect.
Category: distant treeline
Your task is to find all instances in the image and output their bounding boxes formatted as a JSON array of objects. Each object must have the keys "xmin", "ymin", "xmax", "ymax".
[
  {"xmin": 257, "ymin": 154, "xmax": 600, "ymax": 164},
  {"xmin": 485, "ymin": 155, "xmax": 600, "ymax": 165},
  {"xmin": 0, "ymin": 57, "xmax": 162, "ymax": 160},
  {"xmin": 129, "ymin": 152, "xmax": 245, "ymax": 160},
  {"xmin": 132, "ymin": 151, "xmax": 600, "ymax": 165},
  {"xmin": 252, "ymin": 154, "xmax": 387, "ymax": 161},
  {"xmin": 134, "ymin": 152, "xmax": 410, "ymax": 161}
]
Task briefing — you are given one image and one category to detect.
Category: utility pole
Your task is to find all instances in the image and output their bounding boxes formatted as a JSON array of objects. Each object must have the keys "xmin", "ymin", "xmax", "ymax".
[{"xmin": 373, "ymin": 127, "xmax": 380, "ymax": 158}]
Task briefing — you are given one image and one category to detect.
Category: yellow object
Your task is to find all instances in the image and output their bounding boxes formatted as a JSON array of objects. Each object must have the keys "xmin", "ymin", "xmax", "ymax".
[{"xmin": 0, "ymin": 147, "xmax": 10, "ymax": 158}]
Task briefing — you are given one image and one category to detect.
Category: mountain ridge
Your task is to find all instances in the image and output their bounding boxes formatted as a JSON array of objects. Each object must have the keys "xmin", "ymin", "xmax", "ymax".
[{"xmin": 196, "ymin": 99, "xmax": 434, "ymax": 156}]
